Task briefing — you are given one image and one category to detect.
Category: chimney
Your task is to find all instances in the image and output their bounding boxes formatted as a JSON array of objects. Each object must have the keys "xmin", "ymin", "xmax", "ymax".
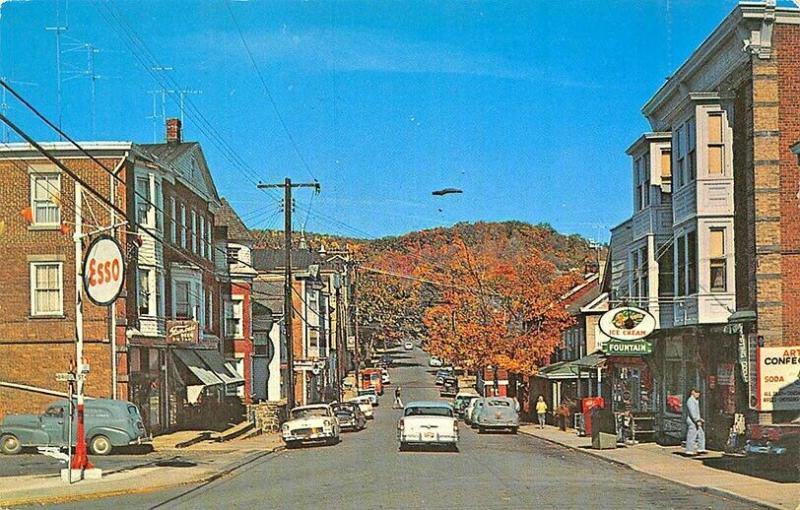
[{"xmin": 166, "ymin": 118, "xmax": 182, "ymax": 144}]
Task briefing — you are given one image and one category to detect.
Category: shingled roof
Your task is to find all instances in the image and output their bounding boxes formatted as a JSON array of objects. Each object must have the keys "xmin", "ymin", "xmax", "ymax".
[{"xmin": 216, "ymin": 198, "xmax": 252, "ymax": 242}]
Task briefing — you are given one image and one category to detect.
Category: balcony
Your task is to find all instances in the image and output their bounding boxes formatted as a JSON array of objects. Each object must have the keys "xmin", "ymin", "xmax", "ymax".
[{"xmin": 631, "ymin": 204, "xmax": 673, "ymax": 241}]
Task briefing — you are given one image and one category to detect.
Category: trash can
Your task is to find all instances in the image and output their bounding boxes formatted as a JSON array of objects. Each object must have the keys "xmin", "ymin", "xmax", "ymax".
[{"xmin": 591, "ymin": 405, "xmax": 617, "ymax": 450}]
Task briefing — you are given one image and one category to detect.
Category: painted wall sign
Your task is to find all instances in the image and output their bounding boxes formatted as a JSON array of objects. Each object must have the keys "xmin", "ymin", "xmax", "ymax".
[
  {"xmin": 598, "ymin": 306, "xmax": 656, "ymax": 341},
  {"xmin": 82, "ymin": 235, "xmax": 125, "ymax": 306},
  {"xmin": 756, "ymin": 346, "xmax": 800, "ymax": 411}
]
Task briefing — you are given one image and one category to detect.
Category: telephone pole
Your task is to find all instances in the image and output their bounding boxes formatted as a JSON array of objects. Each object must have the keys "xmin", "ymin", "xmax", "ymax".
[{"xmin": 257, "ymin": 178, "xmax": 320, "ymax": 411}]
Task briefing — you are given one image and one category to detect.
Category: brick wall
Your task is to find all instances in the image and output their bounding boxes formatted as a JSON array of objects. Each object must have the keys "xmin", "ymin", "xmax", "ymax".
[
  {"xmin": 0, "ymin": 154, "xmax": 130, "ymax": 419},
  {"xmin": 776, "ymin": 25, "xmax": 800, "ymax": 343}
]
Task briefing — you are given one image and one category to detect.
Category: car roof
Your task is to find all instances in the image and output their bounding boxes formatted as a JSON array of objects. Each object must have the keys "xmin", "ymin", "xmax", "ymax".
[
  {"xmin": 292, "ymin": 404, "xmax": 330, "ymax": 410},
  {"xmin": 404, "ymin": 400, "xmax": 453, "ymax": 409},
  {"xmin": 456, "ymin": 392, "xmax": 479, "ymax": 397}
]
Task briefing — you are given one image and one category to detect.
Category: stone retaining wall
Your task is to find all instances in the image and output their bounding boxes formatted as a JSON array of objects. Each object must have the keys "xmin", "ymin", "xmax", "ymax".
[{"xmin": 247, "ymin": 400, "xmax": 287, "ymax": 433}]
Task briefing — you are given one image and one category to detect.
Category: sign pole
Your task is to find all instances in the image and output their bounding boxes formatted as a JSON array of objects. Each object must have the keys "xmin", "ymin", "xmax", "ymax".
[{"xmin": 71, "ymin": 183, "xmax": 93, "ymax": 472}]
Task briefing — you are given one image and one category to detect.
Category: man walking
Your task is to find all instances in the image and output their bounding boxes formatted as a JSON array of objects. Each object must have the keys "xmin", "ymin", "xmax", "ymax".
[
  {"xmin": 393, "ymin": 386, "xmax": 403, "ymax": 409},
  {"xmin": 685, "ymin": 388, "xmax": 706, "ymax": 456}
]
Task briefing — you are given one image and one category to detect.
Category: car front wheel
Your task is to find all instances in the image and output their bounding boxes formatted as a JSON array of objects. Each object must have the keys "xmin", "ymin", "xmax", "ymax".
[
  {"xmin": 89, "ymin": 435, "xmax": 112, "ymax": 456},
  {"xmin": 0, "ymin": 434, "xmax": 22, "ymax": 455}
]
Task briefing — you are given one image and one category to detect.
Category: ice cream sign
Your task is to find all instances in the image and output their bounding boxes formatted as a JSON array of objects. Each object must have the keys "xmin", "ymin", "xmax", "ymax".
[{"xmin": 599, "ymin": 306, "xmax": 656, "ymax": 356}]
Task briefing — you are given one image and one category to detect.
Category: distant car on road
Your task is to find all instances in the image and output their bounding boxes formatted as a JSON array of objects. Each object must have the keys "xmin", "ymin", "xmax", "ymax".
[
  {"xmin": 397, "ymin": 401, "xmax": 458, "ymax": 451},
  {"xmin": 358, "ymin": 388, "xmax": 379, "ymax": 406},
  {"xmin": 440, "ymin": 377, "xmax": 459, "ymax": 397},
  {"xmin": 0, "ymin": 399, "xmax": 150, "ymax": 456},
  {"xmin": 347, "ymin": 397, "xmax": 374, "ymax": 419},
  {"xmin": 381, "ymin": 368, "xmax": 391, "ymax": 385},
  {"xmin": 404, "ymin": 341, "xmax": 414, "ymax": 350},
  {"xmin": 332, "ymin": 403, "xmax": 367, "ymax": 432},
  {"xmin": 282, "ymin": 404, "xmax": 341, "ymax": 448},
  {"xmin": 466, "ymin": 398, "xmax": 486, "ymax": 427},
  {"xmin": 453, "ymin": 392, "xmax": 480, "ymax": 419},
  {"xmin": 473, "ymin": 397, "xmax": 519, "ymax": 434},
  {"xmin": 429, "ymin": 356, "xmax": 443, "ymax": 367},
  {"xmin": 434, "ymin": 368, "xmax": 452, "ymax": 385}
]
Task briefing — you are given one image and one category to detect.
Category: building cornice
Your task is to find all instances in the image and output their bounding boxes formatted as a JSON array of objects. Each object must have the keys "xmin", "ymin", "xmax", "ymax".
[{"xmin": 625, "ymin": 132, "xmax": 672, "ymax": 156}]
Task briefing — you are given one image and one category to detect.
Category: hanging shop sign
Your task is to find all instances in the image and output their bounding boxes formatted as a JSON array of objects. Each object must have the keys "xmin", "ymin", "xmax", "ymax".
[
  {"xmin": 599, "ymin": 306, "xmax": 656, "ymax": 356},
  {"xmin": 166, "ymin": 320, "xmax": 200, "ymax": 344},
  {"xmin": 756, "ymin": 346, "xmax": 800, "ymax": 411},
  {"xmin": 82, "ymin": 235, "xmax": 125, "ymax": 306}
]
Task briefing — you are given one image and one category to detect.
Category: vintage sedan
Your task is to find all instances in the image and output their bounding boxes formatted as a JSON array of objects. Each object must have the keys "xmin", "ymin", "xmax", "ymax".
[
  {"xmin": 282, "ymin": 404, "xmax": 341, "ymax": 448},
  {"xmin": 473, "ymin": 397, "xmax": 519, "ymax": 434},
  {"xmin": 453, "ymin": 392, "xmax": 480, "ymax": 419},
  {"xmin": 332, "ymin": 403, "xmax": 367, "ymax": 432},
  {"xmin": 466, "ymin": 398, "xmax": 486, "ymax": 427},
  {"xmin": 347, "ymin": 396, "xmax": 375, "ymax": 419},
  {"xmin": 0, "ymin": 399, "xmax": 150, "ymax": 456},
  {"xmin": 397, "ymin": 401, "xmax": 459, "ymax": 451}
]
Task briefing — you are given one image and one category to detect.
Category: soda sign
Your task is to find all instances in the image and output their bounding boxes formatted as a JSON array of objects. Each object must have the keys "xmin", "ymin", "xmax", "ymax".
[
  {"xmin": 599, "ymin": 306, "xmax": 656, "ymax": 341},
  {"xmin": 82, "ymin": 235, "xmax": 125, "ymax": 306},
  {"xmin": 756, "ymin": 346, "xmax": 800, "ymax": 411}
]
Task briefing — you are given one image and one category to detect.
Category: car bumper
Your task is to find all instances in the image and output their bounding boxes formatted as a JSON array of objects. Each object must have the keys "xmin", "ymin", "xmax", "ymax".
[
  {"xmin": 129, "ymin": 434, "xmax": 153, "ymax": 445},
  {"xmin": 477, "ymin": 422, "xmax": 518, "ymax": 428},
  {"xmin": 745, "ymin": 442, "xmax": 789, "ymax": 456},
  {"xmin": 282, "ymin": 431, "xmax": 336, "ymax": 443},
  {"xmin": 399, "ymin": 433, "xmax": 458, "ymax": 444}
]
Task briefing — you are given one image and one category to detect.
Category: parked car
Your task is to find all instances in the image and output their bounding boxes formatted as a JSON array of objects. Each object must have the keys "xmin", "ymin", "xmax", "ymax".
[
  {"xmin": 429, "ymin": 356, "xmax": 443, "ymax": 367},
  {"xmin": 453, "ymin": 392, "xmax": 479, "ymax": 419},
  {"xmin": 404, "ymin": 341, "xmax": 414, "ymax": 350},
  {"xmin": 745, "ymin": 421, "xmax": 800, "ymax": 477},
  {"xmin": 440, "ymin": 377, "xmax": 459, "ymax": 397},
  {"xmin": 0, "ymin": 399, "xmax": 150, "ymax": 456},
  {"xmin": 467, "ymin": 398, "xmax": 486, "ymax": 427},
  {"xmin": 358, "ymin": 388, "xmax": 379, "ymax": 406},
  {"xmin": 332, "ymin": 403, "xmax": 367, "ymax": 432},
  {"xmin": 434, "ymin": 368, "xmax": 453, "ymax": 385},
  {"xmin": 397, "ymin": 401, "xmax": 458, "ymax": 451},
  {"xmin": 282, "ymin": 404, "xmax": 341, "ymax": 448},
  {"xmin": 381, "ymin": 368, "xmax": 391, "ymax": 385},
  {"xmin": 380, "ymin": 354, "xmax": 393, "ymax": 367},
  {"xmin": 347, "ymin": 396, "xmax": 375, "ymax": 419},
  {"xmin": 473, "ymin": 397, "xmax": 519, "ymax": 434}
]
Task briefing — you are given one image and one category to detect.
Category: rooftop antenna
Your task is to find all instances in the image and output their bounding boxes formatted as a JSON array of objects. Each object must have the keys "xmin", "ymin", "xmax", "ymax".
[
  {"xmin": 45, "ymin": 0, "xmax": 69, "ymax": 138},
  {"xmin": 63, "ymin": 41, "xmax": 108, "ymax": 138},
  {"xmin": 0, "ymin": 5, "xmax": 38, "ymax": 143},
  {"xmin": 146, "ymin": 90, "xmax": 160, "ymax": 142},
  {"xmin": 174, "ymin": 88, "xmax": 202, "ymax": 128}
]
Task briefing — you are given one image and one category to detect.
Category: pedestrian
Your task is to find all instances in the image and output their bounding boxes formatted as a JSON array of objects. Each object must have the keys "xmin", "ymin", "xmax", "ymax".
[
  {"xmin": 535, "ymin": 395, "xmax": 548, "ymax": 429},
  {"xmin": 393, "ymin": 386, "xmax": 403, "ymax": 409},
  {"xmin": 685, "ymin": 388, "xmax": 706, "ymax": 456}
]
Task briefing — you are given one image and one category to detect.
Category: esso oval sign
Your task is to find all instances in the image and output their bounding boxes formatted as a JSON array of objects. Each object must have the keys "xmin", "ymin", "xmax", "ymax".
[
  {"xmin": 599, "ymin": 306, "xmax": 656, "ymax": 341},
  {"xmin": 83, "ymin": 235, "xmax": 125, "ymax": 306}
]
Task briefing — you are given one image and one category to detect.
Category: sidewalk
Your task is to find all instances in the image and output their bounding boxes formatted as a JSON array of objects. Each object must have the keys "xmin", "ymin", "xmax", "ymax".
[
  {"xmin": 0, "ymin": 433, "xmax": 283, "ymax": 507},
  {"xmin": 519, "ymin": 424, "xmax": 800, "ymax": 510}
]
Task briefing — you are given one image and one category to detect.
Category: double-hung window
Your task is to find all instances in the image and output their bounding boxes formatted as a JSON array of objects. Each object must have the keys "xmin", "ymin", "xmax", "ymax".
[
  {"xmin": 170, "ymin": 197, "xmax": 176, "ymax": 244},
  {"xmin": 200, "ymin": 216, "xmax": 206, "ymax": 258},
  {"xmin": 709, "ymin": 228, "xmax": 727, "ymax": 292},
  {"xmin": 191, "ymin": 210, "xmax": 197, "ymax": 253},
  {"xmin": 138, "ymin": 268, "xmax": 152, "ymax": 316},
  {"xmin": 135, "ymin": 176, "xmax": 150, "ymax": 226},
  {"xmin": 175, "ymin": 281, "xmax": 191, "ymax": 319},
  {"xmin": 180, "ymin": 204, "xmax": 187, "ymax": 249},
  {"xmin": 30, "ymin": 173, "xmax": 61, "ymax": 226},
  {"xmin": 708, "ymin": 113, "xmax": 724, "ymax": 176},
  {"xmin": 30, "ymin": 262, "xmax": 63, "ymax": 316}
]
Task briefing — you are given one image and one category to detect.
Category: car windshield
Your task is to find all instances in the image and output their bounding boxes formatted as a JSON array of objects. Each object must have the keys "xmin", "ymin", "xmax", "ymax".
[
  {"xmin": 404, "ymin": 406, "xmax": 453, "ymax": 417},
  {"xmin": 291, "ymin": 408, "xmax": 329, "ymax": 419}
]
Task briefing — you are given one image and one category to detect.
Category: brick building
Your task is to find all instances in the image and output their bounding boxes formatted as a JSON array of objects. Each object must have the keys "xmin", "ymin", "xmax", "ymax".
[
  {"xmin": 0, "ymin": 143, "xmax": 132, "ymax": 420},
  {"xmin": 0, "ymin": 120, "xmax": 245, "ymax": 433},
  {"xmin": 606, "ymin": 0, "xmax": 800, "ymax": 446}
]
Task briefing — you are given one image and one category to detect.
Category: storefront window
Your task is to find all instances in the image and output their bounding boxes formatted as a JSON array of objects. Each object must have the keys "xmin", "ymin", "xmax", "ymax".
[{"xmin": 665, "ymin": 360, "xmax": 683, "ymax": 415}]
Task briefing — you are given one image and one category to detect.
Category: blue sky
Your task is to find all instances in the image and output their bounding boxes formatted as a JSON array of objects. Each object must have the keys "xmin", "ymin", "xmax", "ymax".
[{"xmin": 0, "ymin": 0, "xmax": 748, "ymax": 241}]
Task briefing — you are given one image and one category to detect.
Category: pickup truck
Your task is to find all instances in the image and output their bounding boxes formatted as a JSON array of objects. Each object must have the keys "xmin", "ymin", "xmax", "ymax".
[
  {"xmin": 397, "ymin": 400, "xmax": 458, "ymax": 451},
  {"xmin": 745, "ymin": 421, "xmax": 800, "ymax": 477}
]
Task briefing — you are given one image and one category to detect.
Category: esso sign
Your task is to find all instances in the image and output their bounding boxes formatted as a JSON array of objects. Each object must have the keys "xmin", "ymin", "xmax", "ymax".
[{"xmin": 83, "ymin": 235, "xmax": 125, "ymax": 306}]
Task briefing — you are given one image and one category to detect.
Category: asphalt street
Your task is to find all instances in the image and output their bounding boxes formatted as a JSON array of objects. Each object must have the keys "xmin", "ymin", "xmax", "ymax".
[{"xmin": 35, "ymin": 346, "xmax": 756, "ymax": 509}]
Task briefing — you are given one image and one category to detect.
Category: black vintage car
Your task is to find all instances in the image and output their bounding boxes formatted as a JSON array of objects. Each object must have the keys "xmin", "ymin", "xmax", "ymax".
[{"xmin": 440, "ymin": 377, "xmax": 459, "ymax": 397}]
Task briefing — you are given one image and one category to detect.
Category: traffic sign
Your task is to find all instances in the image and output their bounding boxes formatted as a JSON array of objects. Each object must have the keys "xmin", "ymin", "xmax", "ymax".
[
  {"xmin": 55, "ymin": 372, "xmax": 76, "ymax": 382},
  {"xmin": 82, "ymin": 235, "xmax": 125, "ymax": 306}
]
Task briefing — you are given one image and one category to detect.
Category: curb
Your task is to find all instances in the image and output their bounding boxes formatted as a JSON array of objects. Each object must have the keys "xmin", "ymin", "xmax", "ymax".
[
  {"xmin": 0, "ymin": 445, "xmax": 286, "ymax": 508},
  {"xmin": 519, "ymin": 429, "xmax": 782, "ymax": 510}
]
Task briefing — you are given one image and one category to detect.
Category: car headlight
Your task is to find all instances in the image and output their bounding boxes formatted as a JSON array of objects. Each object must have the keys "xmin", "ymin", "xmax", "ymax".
[
  {"xmin": 282, "ymin": 424, "xmax": 290, "ymax": 432},
  {"xmin": 323, "ymin": 419, "xmax": 332, "ymax": 428}
]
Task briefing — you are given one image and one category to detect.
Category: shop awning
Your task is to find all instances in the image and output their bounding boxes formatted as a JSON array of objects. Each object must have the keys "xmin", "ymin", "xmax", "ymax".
[
  {"xmin": 195, "ymin": 350, "xmax": 245, "ymax": 386},
  {"xmin": 173, "ymin": 349, "xmax": 224, "ymax": 387},
  {"xmin": 536, "ymin": 361, "xmax": 583, "ymax": 380},
  {"xmin": 574, "ymin": 352, "xmax": 606, "ymax": 369}
]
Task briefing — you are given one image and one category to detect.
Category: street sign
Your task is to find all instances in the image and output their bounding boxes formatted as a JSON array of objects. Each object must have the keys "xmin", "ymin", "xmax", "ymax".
[
  {"xmin": 55, "ymin": 372, "xmax": 76, "ymax": 382},
  {"xmin": 82, "ymin": 235, "xmax": 125, "ymax": 306}
]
